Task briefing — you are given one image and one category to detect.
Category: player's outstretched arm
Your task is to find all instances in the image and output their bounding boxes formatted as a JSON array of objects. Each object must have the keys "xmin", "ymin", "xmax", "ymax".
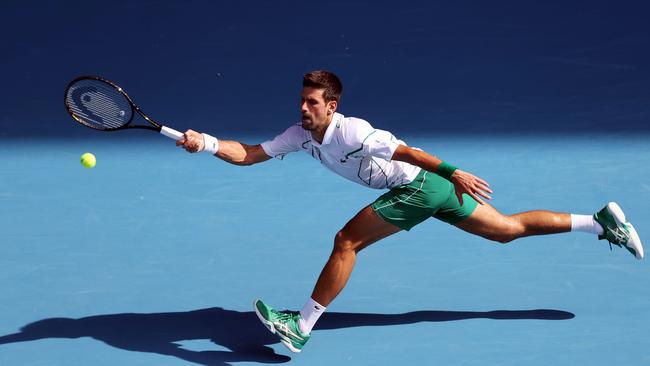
[
  {"xmin": 176, "ymin": 129, "xmax": 271, "ymax": 166},
  {"xmin": 391, "ymin": 144, "xmax": 492, "ymax": 205}
]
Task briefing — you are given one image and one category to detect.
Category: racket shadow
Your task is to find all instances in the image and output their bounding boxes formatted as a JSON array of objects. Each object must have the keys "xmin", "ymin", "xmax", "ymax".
[{"xmin": 0, "ymin": 307, "xmax": 574, "ymax": 366}]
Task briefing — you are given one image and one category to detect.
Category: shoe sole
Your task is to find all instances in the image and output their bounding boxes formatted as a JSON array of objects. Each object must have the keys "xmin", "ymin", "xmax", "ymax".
[
  {"xmin": 608, "ymin": 202, "xmax": 644, "ymax": 260},
  {"xmin": 253, "ymin": 299, "xmax": 302, "ymax": 353},
  {"xmin": 626, "ymin": 223, "xmax": 644, "ymax": 260}
]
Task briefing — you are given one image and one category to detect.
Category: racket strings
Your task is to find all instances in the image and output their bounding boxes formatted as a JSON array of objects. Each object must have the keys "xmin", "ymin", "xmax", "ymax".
[{"xmin": 65, "ymin": 79, "xmax": 133, "ymax": 130}]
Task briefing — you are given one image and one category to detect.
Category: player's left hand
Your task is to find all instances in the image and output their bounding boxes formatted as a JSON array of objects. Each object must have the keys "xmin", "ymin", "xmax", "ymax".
[{"xmin": 451, "ymin": 170, "xmax": 492, "ymax": 205}]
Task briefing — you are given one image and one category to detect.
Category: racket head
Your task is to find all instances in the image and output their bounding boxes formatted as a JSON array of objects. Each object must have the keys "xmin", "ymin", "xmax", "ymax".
[{"xmin": 64, "ymin": 76, "xmax": 138, "ymax": 131}]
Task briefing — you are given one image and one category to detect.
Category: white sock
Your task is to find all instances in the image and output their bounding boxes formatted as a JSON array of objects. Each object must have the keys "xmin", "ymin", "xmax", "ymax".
[
  {"xmin": 298, "ymin": 298, "xmax": 326, "ymax": 334},
  {"xmin": 571, "ymin": 214, "xmax": 604, "ymax": 235}
]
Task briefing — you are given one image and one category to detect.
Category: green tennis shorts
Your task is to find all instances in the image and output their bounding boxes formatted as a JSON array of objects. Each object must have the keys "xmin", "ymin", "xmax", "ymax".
[{"xmin": 371, "ymin": 169, "xmax": 479, "ymax": 231}]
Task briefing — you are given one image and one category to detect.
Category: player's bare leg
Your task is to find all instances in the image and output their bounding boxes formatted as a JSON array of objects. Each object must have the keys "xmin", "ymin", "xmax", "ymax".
[
  {"xmin": 455, "ymin": 202, "xmax": 643, "ymax": 260},
  {"xmin": 454, "ymin": 202, "xmax": 571, "ymax": 243},
  {"xmin": 311, "ymin": 205, "xmax": 402, "ymax": 306},
  {"xmin": 254, "ymin": 205, "xmax": 400, "ymax": 352},
  {"xmin": 255, "ymin": 201, "xmax": 643, "ymax": 353}
]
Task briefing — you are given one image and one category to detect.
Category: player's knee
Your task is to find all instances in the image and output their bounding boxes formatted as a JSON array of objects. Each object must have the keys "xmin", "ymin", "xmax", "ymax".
[
  {"xmin": 487, "ymin": 219, "xmax": 524, "ymax": 244},
  {"xmin": 482, "ymin": 233, "xmax": 509, "ymax": 244},
  {"xmin": 495, "ymin": 235, "xmax": 515, "ymax": 244},
  {"xmin": 333, "ymin": 230, "xmax": 357, "ymax": 253}
]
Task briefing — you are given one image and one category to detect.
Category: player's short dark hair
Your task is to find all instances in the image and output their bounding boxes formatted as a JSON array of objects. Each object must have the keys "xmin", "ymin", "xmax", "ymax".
[{"xmin": 303, "ymin": 70, "xmax": 342, "ymax": 102}]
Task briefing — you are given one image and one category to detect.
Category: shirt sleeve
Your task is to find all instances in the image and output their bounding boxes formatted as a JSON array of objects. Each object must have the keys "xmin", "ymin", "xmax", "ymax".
[{"xmin": 260, "ymin": 124, "xmax": 304, "ymax": 159}]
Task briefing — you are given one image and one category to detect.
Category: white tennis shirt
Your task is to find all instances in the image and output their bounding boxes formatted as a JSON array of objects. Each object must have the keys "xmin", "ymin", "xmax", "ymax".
[{"xmin": 261, "ymin": 112, "xmax": 421, "ymax": 189}]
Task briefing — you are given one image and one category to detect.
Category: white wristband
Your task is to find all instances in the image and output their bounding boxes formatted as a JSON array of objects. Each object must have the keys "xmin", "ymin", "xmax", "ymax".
[{"xmin": 202, "ymin": 133, "xmax": 220, "ymax": 155}]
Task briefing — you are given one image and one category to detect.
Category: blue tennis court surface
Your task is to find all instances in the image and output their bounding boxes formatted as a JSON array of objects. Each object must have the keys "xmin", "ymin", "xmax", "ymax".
[{"xmin": 1, "ymin": 134, "xmax": 648, "ymax": 365}]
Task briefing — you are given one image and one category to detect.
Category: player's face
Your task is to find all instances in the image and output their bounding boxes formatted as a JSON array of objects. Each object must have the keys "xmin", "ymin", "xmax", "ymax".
[{"xmin": 300, "ymin": 87, "xmax": 336, "ymax": 131}]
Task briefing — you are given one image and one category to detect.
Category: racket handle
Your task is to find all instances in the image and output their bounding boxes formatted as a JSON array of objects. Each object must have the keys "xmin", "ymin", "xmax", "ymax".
[{"xmin": 160, "ymin": 126, "xmax": 184, "ymax": 140}]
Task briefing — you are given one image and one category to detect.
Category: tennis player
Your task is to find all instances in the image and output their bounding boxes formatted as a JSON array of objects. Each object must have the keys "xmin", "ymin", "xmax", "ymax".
[{"xmin": 176, "ymin": 70, "xmax": 644, "ymax": 353}]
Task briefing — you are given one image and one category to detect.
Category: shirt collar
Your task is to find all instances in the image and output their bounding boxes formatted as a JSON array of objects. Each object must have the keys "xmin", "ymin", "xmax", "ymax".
[{"xmin": 320, "ymin": 112, "xmax": 342, "ymax": 145}]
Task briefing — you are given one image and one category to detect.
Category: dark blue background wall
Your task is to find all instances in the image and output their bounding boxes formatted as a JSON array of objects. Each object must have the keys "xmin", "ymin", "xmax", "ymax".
[{"xmin": 2, "ymin": 0, "xmax": 649, "ymax": 138}]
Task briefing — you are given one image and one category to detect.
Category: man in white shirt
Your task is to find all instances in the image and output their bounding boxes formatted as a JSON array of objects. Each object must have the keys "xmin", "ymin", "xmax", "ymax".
[{"xmin": 176, "ymin": 70, "xmax": 643, "ymax": 353}]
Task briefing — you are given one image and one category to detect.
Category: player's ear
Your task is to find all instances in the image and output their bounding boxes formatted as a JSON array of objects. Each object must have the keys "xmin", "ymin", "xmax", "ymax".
[{"xmin": 327, "ymin": 100, "xmax": 337, "ymax": 115}]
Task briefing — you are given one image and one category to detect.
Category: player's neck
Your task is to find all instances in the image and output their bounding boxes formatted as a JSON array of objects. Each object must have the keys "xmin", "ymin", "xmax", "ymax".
[{"xmin": 310, "ymin": 114, "xmax": 334, "ymax": 144}]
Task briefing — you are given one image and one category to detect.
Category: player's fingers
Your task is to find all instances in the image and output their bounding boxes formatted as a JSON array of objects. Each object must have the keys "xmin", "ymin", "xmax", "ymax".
[
  {"xmin": 470, "ymin": 191, "xmax": 486, "ymax": 205},
  {"xmin": 189, "ymin": 137, "xmax": 202, "ymax": 152},
  {"xmin": 476, "ymin": 177, "xmax": 490, "ymax": 187},
  {"xmin": 187, "ymin": 135, "xmax": 200, "ymax": 145},
  {"xmin": 471, "ymin": 182, "xmax": 492, "ymax": 199},
  {"xmin": 477, "ymin": 189, "xmax": 492, "ymax": 200},
  {"xmin": 187, "ymin": 141, "xmax": 198, "ymax": 152},
  {"xmin": 179, "ymin": 130, "xmax": 198, "ymax": 146},
  {"xmin": 477, "ymin": 182, "xmax": 493, "ymax": 194},
  {"xmin": 456, "ymin": 191, "xmax": 464, "ymax": 206},
  {"xmin": 181, "ymin": 136, "xmax": 194, "ymax": 152}
]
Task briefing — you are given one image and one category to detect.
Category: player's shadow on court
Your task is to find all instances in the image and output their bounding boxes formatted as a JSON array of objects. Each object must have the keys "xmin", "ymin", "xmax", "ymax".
[{"xmin": 0, "ymin": 307, "xmax": 574, "ymax": 366}]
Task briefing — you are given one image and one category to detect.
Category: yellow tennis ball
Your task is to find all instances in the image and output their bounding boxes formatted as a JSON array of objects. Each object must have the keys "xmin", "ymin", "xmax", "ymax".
[{"xmin": 80, "ymin": 152, "xmax": 96, "ymax": 168}]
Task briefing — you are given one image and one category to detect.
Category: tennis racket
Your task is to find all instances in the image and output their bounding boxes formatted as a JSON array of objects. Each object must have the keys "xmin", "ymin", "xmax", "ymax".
[{"xmin": 64, "ymin": 76, "xmax": 183, "ymax": 140}]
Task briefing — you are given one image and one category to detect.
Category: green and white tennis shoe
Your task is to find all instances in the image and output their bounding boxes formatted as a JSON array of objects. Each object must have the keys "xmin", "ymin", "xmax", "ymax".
[
  {"xmin": 254, "ymin": 299, "xmax": 310, "ymax": 353},
  {"xmin": 594, "ymin": 202, "xmax": 644, "ymax": 260}
]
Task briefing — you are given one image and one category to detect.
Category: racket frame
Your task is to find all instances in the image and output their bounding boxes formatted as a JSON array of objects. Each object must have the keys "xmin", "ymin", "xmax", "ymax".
[{"xmin": 64, "ymin": 75, "xmax": 171, "ymax": 134}]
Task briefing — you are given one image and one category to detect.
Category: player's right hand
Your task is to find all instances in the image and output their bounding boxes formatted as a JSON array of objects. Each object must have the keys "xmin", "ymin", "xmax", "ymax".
[{"xmin": 176, "ymin": 129, "xmax": 205, "ymax": 153}]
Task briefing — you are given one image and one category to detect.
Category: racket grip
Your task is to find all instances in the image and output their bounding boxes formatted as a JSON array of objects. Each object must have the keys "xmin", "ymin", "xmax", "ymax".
[{"xmin": 160, "ymin": 126, "xmax": 184, "ymax": 140}]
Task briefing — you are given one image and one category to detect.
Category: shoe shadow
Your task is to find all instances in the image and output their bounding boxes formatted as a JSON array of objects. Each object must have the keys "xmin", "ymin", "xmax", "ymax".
[{"xmin": 0, "ymin": 307, "xmax": 574, "ymax": 365}]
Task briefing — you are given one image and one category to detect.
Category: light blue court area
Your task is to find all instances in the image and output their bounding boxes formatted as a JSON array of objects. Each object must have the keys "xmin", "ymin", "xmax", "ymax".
[{"xmin": 1, "ymin": 134, "xmax": 649, "ymax": 366}]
